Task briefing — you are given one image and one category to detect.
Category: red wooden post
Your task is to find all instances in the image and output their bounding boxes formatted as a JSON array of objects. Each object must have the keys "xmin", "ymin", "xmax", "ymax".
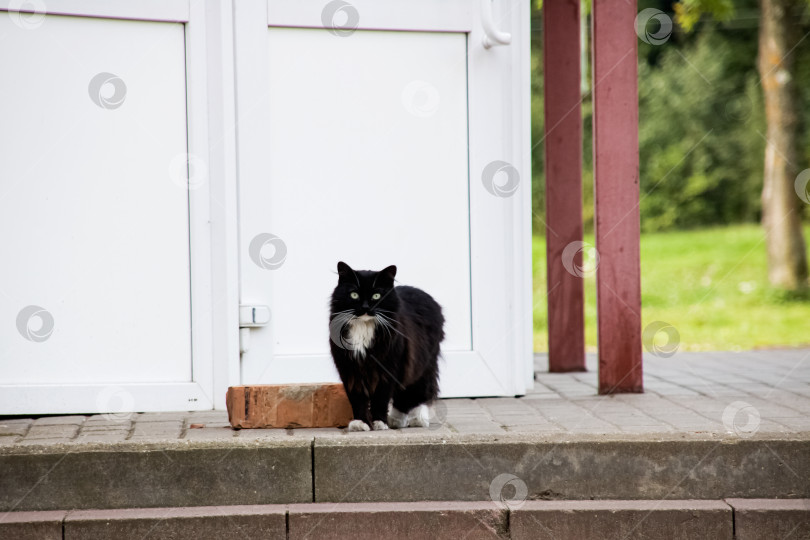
[
  {"xmin": 543, "ymin": 0, "xmax": 586, "ymax": 372},
  {"xmin": 592, "ymin": 0, "xmax": 643, "ymax": 393}
]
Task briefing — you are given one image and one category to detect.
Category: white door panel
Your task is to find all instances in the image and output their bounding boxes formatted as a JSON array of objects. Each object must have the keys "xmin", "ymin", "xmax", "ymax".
[
  {"xmin": 0, "ymin": 2, "xmax": 222, "ymax": 414},
  {"xmin": 240, "ymin": 27, "xmax": 471, "ymax": 383},
  {"xmin": 263, "ymin": 28, "xmax": 470, "ymax": 357},
  {"xmin": 0, "ymin": 0, "xmax": 529, "ymax": 412},
  {"xmin": 236, "ymin": 0, "xmax": 531, "ymax": 396},
  {"xmin": 0, "ymin": 14, "xmax": 190, "ymax": 385}
]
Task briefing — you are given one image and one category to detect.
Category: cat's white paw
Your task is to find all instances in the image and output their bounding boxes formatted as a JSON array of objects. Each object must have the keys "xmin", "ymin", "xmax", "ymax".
[
  {"xmin": 387, "ymin": 408, "xmax": 409, "ymax": 429},
  {"xmin": 372, "ymin": 420, "xmax": 389, "ymax": 430},
  {"xmin": 347, "ymin": 420, "xmax": 370, "ymax": 432},
  {"xmin": 408, "ymin": 404, "xmax": 430, "ymax": 428}
]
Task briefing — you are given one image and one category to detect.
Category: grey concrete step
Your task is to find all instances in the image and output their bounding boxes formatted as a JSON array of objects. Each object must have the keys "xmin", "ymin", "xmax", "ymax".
[
  {"xmin": 1, "ymin": 433, "xmax": 808, "ymax": 512},
  {"xmin": 2, "ymin": 499, "xmax": 808, "ymax": 539}
]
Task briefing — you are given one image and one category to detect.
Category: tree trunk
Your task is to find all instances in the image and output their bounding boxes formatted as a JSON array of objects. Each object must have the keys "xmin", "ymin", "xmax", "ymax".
[{"xmin": 757, "ymin": 0, "xmax": 808, "ymax": 290}]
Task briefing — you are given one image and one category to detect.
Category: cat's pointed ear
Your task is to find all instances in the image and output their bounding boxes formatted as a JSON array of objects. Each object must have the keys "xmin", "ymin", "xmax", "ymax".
[
  {"xmin": 337, "ymin": 261, "xmax": 354, "ymax": 281},
  {"xmin": 379, "ymin": 265, "xmax": 397, "ymax": 285}
]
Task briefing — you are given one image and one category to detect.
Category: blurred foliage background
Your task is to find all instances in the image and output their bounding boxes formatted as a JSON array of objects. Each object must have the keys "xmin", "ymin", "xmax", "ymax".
[
  {"xmin": 531, "ymin": 0, "xmax": 810, "ymax": 234},
  {"xmin": 530, "ymin": 0, "xmax": 810, "ymax": 351}
]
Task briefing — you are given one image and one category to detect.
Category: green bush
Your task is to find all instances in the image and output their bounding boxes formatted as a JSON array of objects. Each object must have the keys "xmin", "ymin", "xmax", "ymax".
[
  {"xmin": 637, "ymin": 28, "xmax": 765, "ymax": 231},
  {"xmin": 530, "ymin": 1, "xmax": 810, "ymax": 234}
]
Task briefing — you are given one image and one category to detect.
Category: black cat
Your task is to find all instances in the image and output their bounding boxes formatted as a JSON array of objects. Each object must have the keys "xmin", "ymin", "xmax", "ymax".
[{"xmin": 329, "ymin": 261, "xmax": 444, "ymax": 431}]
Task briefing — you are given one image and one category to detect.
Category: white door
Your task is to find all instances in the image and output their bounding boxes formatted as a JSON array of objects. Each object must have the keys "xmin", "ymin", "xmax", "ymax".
[
  {"xmin": 0, "ymin": 1, "xmax": 217, "ymax": 413},
  {"xmin": 235, "ymin": 0, "xmax": 531, "ymax": 396}
]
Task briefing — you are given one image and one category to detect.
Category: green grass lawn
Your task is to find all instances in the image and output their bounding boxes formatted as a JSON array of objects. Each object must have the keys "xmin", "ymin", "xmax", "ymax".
[{"xmin": 532, "ymin": 224, "xmax": 810, "ymax": 352}]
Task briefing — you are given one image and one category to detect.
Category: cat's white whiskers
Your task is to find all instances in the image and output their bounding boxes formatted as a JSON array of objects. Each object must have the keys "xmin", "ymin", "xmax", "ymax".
[
  {"xmin": 375, "ymin": 311, "xmax": 396, "ymax": 323},
  {"xmin": 375, "ymin": 314, "xmax": 394, "ymax": 341},
  {"xmin": 375, "ymin": 313, "xmax": 409, "ymax": 340},
  {"xmin": 377, "ymin": 314, "xmax": 396, "ymax": 329}
]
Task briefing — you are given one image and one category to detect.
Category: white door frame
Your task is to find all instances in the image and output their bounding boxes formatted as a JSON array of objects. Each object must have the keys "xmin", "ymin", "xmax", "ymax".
[
  {"xmin": 0, "ymin": 0, "xmax": 241, "ymax": 413},
  {"xmin": 1, "ymin": 0, "xmax": 529, "ymax": 411},
  {"xmin": 233, "ymin": 0, "xmax": 531, "ymax": 397}
]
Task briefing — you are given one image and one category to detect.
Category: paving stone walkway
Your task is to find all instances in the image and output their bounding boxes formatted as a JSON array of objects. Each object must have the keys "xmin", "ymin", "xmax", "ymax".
[{"xmin": 2, "ymin": 349, "xmax": 809, "ymax": 446}]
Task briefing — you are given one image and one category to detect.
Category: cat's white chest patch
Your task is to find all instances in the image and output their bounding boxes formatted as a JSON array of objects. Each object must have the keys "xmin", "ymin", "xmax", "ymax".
[{"xmin": 347, "ymin": 315, "xmax": 376, "ymax": 357}]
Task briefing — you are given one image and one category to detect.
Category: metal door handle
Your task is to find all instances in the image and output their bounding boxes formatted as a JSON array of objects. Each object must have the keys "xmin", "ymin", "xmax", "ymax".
[
  {"xmin": 239, "ymin": 304, "xmax": 271, "ymax": 354},
  {"xmin": 482, "ymin": 0, "xmax": 511, "ymax": 49},
  {"xmin": 239, "ymin": 304, "xmax": 271, "ymax": 328}
]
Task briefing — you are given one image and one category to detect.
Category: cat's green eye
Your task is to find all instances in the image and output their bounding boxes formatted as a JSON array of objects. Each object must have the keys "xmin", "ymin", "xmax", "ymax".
[
  {"xmin": 350, "ymin": 292, "xmax": 360, "ymax": 300},
  {"xmin": 371, "ymin": 293, "xmax": 381, "ymax": 300}
]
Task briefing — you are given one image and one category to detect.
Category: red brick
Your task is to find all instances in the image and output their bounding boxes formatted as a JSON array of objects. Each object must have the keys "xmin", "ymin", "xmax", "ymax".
[
  {"xmin": 510, "ymin": 500, "xmax": 732, "ymax": 540},
  {"xmin": 0, "ymin": 510, "xmax": 65, "ymax": 540},
  {"xmin": 227, "ymin": 383, "xmax": 352, "ymax": 428},
  {"xmin": 288, "ymin": 501, "xmax": 508, "ymax": 539},
  {"xmin": 726, "ymin": 498, "xmax": 810, "ymax": 540}
]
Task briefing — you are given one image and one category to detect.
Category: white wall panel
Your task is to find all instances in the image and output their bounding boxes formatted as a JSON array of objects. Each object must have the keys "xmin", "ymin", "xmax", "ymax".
[{"xmin": 0, "ymin": 14, "xmax": 191, "ymax": 385}]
